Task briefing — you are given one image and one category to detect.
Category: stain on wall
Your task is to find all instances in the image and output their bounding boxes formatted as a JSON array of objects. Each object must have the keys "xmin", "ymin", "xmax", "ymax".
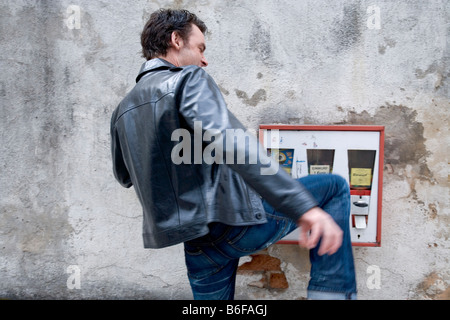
[
  {"xmin": 341, "ymin": 104, "xmax": 431, "ymax": 180},
  {"xmin": 415, "ymin": 61, "xmax": 448, "ymax": 92},
  {"xmin": 249, "ymin": 20, "xmax": 272, "ymax": 62},
  {"xmin": 235, "ymin": 88, "xmax": 267, "ymax": 107},
  {"xmin": 378, "ymin": 38, "xmax": 397, "ymax": 55},
  {"xmin": 411, "ymin": 272, "xmax": 450, "ymax": 300},
  {"xmin": 331, "ymin": 3, "xmax": 362, "ymax": 53}
]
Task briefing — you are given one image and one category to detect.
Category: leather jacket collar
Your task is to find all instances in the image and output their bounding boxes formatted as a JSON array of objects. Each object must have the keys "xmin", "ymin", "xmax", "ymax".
[{"xmin": 136, "ymin": 58, "xmax": 183, "ymax": 83}]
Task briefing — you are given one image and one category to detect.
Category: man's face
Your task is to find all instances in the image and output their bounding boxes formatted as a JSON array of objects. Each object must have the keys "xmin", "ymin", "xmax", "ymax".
[{"xmin": 177, "ymin": 24, "xmax": 208, "ymax": 67}]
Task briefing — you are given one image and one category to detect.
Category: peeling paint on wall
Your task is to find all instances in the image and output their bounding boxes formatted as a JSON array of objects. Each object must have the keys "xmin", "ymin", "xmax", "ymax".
[
  {"xmin": 342, "ymin": 104, "xmax": 431, "ymax": 181},
  {"xmin": 235, "ymin": 88, "xmax": 267, "ymax": 107},
  {"xmin": 411, "ymin": 272, "xmax": 450, "ymax": 300}
]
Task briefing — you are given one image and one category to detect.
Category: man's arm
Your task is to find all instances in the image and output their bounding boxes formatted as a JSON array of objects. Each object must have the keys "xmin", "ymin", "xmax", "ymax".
[
  {"xmin": 110, "ymin": 110, "xmax": 133, "ymax": 188},
  {"xmin": 175, "ymin": 66, "xmax": 318, "ymax": 221}
]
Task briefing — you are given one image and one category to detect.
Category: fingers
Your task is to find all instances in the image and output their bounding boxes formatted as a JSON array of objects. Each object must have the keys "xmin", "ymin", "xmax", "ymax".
[
  {"xmin": 317, "ymin": 224, "xmax": 343, "ymax": 256},
  {"xmin": 298, "ymin": 214, "xmax": 343, "ymax": 256},
  {"xmin": 298, "ymin": 222, "xmax": 322, "ymax": 250},
  {"xmin": 297, "ymin": 224, "xmax": 310, "ymax": 248},
  {"xmin": 307, "ymin": 223, "xmax": 322, "ymax": 250}
]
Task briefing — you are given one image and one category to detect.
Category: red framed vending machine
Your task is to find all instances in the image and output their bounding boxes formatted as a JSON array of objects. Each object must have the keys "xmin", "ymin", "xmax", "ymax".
[{"xmin": 259, "ymin": 125, "xmax": 384, "ymax": 247}]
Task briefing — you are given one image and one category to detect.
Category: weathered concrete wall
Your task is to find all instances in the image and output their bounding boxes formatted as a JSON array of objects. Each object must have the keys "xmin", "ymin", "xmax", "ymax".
[{"xmin": 0, "ymin": 0, "xmax": 448, "ymax": 299}]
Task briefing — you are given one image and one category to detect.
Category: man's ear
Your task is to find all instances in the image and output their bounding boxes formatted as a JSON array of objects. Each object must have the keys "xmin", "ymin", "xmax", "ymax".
[{"xmin": 170, "ymin": 31, "xmax": 183, "ymax": 50}]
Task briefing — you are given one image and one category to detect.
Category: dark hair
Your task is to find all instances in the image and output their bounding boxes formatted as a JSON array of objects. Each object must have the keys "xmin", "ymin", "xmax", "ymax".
[{"xmin": 141, "ymin": 9, "xmax": 207, "ymax": 60}]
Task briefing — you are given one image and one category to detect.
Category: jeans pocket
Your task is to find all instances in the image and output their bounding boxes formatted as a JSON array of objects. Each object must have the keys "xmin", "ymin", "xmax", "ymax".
[
  {"xmin": 225, "ymin": 226, "xmax": 259, "ymax": 254},
  {"xmin": 184, "ymin": 246, "xmax": 222, "ymax": 280},
  {"xmin": 225, "ymin": 217, "xmax": 292, "ymax": 254},
  {"xmin": 226, "ymin": 225, "xmax": 273, "ymax": 254}
]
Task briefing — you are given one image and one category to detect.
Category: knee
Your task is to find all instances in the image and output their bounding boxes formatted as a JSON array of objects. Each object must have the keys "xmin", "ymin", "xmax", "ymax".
[
  {"xmin": 331, "ymin": 174, "xmax": 350, "ymax": 201},
  {"xmin": 333, "ymin": 174, "xmax": 349, "ymax": 191}
]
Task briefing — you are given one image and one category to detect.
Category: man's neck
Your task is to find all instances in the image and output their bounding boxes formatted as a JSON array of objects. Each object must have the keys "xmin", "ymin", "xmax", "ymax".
[{"xmin": 156, "ymin": 51, "xmax": 180, "ymax": 67}]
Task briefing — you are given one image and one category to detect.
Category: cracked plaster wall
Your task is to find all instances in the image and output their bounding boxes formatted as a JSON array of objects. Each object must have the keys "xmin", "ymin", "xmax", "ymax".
[{"xmin": 0, "ymin": 0, "xmax": 448, "ymax": 299}]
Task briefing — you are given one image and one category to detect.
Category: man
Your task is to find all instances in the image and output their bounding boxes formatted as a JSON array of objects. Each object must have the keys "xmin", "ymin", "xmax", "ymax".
[{"xmin": 111, "ymin": 9, "xmax": 357, "ymax": 300}]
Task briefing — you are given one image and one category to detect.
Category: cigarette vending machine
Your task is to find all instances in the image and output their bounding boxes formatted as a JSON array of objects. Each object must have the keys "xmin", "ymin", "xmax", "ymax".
[{"xmin": 259, "ymin": 125, "xmax": 384, "ymax": 246}]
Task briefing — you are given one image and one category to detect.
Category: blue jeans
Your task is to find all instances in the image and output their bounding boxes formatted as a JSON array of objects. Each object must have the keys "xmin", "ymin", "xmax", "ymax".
[{"xmin": 183, "ymin": 174, "xmax": 357, "ymax": 300}]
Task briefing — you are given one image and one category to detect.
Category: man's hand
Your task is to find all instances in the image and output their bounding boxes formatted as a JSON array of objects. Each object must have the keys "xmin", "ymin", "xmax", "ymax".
[{"xmin": 297, "ymin": 207, "xmax": 343, "ymax": 256}]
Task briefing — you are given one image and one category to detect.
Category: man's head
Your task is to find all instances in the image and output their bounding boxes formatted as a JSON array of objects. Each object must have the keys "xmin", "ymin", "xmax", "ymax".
[{"xmin": 141, "ymin": 9, "xmax": 208, "ymax": 67}]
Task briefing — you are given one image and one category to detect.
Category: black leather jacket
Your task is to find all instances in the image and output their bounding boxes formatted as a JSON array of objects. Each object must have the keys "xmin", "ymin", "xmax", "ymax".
[{"xmin": 111, "ymin": 58, "xmax": 318, "ymax": 248}]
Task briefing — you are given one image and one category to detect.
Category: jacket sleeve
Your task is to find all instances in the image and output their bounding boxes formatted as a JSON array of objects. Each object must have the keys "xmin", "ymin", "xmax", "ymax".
[
  {"xmin": 175, "ymin": 67, "xmax": 318, "ymax": 221},
  {"xmin": 110, "ymin": 111, "xmax": 133, "ymax": 188}
]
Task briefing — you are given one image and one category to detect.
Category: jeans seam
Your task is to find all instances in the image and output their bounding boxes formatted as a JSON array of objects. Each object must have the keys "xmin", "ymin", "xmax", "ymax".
[
  {"xmin": 226, "ymin": 242, "xmax": 259, "ymax": 253},
  {"xmin": 227, "ymin": 226, "xmax": 249, "ymax": 245},
  {"xmin": 265, "ymin": 212, "xmax": 292, "ymax": 222},
  {"xmin": 188, "ymin": 265, "xmax": 225, "ymax": 281},
  {"xmin": 308, "ymin": 283, "xmax": 357, "ymax": 294},
  {"xmin": 212, "ymin": 242, "xmax": 234, "ymax": 260},
  {"xmin": 185, "ymin": 248, "xmax": 219, "ymax": 267},
  {"xmin": 185, "ymin": 248, "xmax": 224, "ymax": 280},
  {"xmin": 267, "ymin": 219, "xmax": 290, "ymax": 246}
]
